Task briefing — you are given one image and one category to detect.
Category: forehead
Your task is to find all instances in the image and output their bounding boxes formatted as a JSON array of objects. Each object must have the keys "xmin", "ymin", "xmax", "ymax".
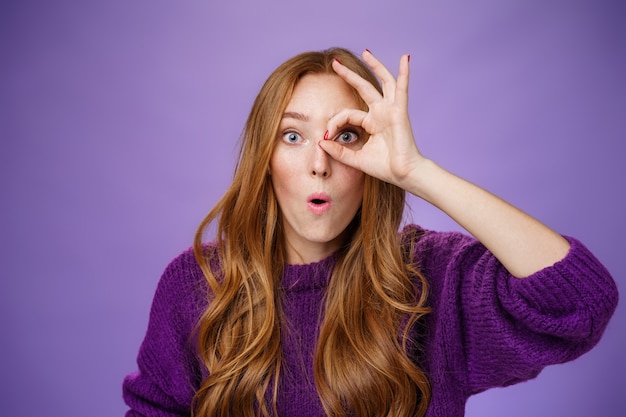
[{"xmin": 284, "ymin": 74, "xmax": 360, "ymax": 116}]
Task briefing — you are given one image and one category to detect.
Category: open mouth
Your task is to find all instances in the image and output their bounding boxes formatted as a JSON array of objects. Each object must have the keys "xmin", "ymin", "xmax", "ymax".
[{"xmin": 307, "ymin": 193, "xmax": 332, "ymax": 214}]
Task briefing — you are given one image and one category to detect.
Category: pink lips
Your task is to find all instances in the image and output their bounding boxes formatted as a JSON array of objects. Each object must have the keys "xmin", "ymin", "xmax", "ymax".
[{"xmin": 307, "ymin": 192, "xmax": 332, "ymax": 215}]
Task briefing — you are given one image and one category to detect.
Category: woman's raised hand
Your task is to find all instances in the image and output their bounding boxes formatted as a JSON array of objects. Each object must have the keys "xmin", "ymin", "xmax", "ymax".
[
  {"xmin": 319, "ymin": 50, "xmax": 425, "ymax": 190},
  {"xmin": 321, "ymin": 50, "xmax": 570, "ymax": 277}
]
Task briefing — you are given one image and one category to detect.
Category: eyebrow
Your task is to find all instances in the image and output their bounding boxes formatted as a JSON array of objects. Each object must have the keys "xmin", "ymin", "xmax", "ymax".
[{"xmin": 281, "ymin": 111, "xmax": 309, "ymax": 122}]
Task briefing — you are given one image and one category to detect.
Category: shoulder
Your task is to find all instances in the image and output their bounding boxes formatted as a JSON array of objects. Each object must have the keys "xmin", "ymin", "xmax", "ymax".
[
  {"xmin": 153, "ymin": 243, "xmax": 221, "ymax": 317},
  {"xmin": 399, "ymin": 224, "xmax": 481, "ymax": 267},
  {"xmin": 400, "ymin": 223, "xmax": 474, "ymax": 248},
  {"xmin": 161, "ymin": 242, "xmax": 220, "ymax": 283},
  {"xmin": 160, "ymin": 247, "xmax": 202, "ymax": 290}
]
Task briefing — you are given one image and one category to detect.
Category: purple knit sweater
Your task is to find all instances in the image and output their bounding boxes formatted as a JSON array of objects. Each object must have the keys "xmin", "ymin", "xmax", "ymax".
[{"xmin": 123, "ymin": 226, "xmax": 618, "ymax": 416}]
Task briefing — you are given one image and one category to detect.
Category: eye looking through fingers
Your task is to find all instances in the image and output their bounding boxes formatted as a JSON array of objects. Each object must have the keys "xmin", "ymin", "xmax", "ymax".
[{"xmin": 333, "ymin": 127, "xmax": 362, "ymax": 146}]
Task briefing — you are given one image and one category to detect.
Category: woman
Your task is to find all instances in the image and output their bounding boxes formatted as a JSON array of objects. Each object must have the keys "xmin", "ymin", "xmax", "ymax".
[{"xmin": 123, "ymin": 48, "xmax": 618, "ymax": 417}]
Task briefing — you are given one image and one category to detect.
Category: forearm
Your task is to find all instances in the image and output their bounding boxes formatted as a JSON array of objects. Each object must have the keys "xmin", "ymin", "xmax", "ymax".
[{"xmin": 403, "ymin": 158, "xmax": 570, "ymax": 278}]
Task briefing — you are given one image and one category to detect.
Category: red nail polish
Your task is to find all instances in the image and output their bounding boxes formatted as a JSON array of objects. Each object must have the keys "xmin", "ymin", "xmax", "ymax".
[
  {"xmin": 365, "ymin": 48, "xmax": 372, "ymax": 54},
  {"xmin": 334, "ymin": 58, "xmax": 342, "ymax": 65},
  {"xmin": 407, "ymin": 54, "xmax": 411, "ymax": 62},
  {"xmin": 323, "ymin": 130, "xmax": 329, "ymax": 140}
]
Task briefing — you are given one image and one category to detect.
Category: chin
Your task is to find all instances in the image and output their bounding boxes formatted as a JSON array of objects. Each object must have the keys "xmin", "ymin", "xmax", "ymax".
[{"xmin": 309, "ymin": 229, "xmax": 349, "ymax": 247}]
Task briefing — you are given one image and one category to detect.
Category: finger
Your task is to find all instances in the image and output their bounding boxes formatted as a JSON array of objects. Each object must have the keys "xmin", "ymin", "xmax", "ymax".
[
  {"xmin": 395, "ymin": 54, "xmax": 410, "ymax": 107},
  {"xmin": 318, "ymin": 140, "xmax": 361, "ymax": 170},
  {"xmin": 332, "ymin": 59, "xmax": 381, "ymax": 105},
  {"xmin": 362, "ymin": 49, "xmax": 397, "ymax": 101},
  {"xmin": 325, "ymin": 108, "xmax": 368, "ymax": 139}
]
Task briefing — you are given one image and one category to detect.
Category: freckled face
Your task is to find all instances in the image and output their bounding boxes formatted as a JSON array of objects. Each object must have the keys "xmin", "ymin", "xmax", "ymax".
[{"xmin": 270, "ymin": 74, "xmax": 365, "ymax": 264}]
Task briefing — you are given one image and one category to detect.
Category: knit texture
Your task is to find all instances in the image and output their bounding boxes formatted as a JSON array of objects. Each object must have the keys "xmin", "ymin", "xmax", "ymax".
[{"xmin": 123, "ymin": 226, "xmax": 618, "ymax": 416}]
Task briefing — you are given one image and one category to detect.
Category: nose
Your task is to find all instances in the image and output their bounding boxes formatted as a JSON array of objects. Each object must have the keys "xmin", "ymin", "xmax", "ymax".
[{"xmin": 310, "ymin": 140, "xmax": 331, "ymax": 178}]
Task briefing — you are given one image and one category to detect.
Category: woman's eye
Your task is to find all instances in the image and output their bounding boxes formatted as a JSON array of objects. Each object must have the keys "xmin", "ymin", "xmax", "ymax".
[
  {"xmin": 283, "ymin": 132, "xmax": 302, "ymax": 144},
  {"xmin": 334, "ymin": 130, "xmax": 359, "ymax": 145}
]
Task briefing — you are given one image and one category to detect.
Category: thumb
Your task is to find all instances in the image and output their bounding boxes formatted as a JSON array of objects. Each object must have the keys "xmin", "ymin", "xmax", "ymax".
[{"xmin": 318, "ymin": 140, "xmax": 360, "ymax": 169}]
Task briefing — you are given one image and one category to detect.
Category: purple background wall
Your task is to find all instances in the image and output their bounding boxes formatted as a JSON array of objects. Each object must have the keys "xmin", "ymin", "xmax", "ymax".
[{"xmin": 1, "ymin": 0, "xmax": 624, "ymax": 416}]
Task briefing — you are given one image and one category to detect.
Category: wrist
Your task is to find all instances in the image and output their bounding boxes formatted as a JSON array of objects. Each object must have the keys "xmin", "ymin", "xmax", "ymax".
[{"xmin": 400, "ymin": 158, "xmax": 443, "ymax": 201}]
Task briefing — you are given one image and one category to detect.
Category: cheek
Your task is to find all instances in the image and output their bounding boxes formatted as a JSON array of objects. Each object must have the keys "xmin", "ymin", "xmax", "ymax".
[
  {"xmin": 343, "ymin": 165, "xmax": 365, "ymax": 186},
  {"xmin": 338, "ymin": 166, "xmax": 366, "ymax": 198},
  {"xmin": 269, "ymin": 153, "xmax": 297, "ymax": 193}
]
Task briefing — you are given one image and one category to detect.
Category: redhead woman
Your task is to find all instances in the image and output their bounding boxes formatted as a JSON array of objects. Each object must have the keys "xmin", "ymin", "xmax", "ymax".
[{"xmin": 123, "ymin": 48, "xmax": 618, "ymax": 417}]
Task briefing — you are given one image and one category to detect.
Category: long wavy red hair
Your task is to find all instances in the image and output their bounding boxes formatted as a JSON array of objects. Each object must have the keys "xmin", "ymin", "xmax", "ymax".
[{"xmin": 192, "ymin": 47, "xmax": 431, "ymax": 417}]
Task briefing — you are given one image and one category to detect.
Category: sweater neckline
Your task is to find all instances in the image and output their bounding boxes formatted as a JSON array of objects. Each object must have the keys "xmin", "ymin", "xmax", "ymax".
[{"xmin": 281, "ymin": 252, "xmax": 337, "ymax": 292}]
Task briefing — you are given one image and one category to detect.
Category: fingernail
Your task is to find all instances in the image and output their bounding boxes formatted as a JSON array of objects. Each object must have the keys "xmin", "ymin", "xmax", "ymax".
[
  {"xmin": 323, "ymin": 130, "xmax": 329, "ymax": 140},
  {"xmin": 365, "ymin": 48, "xmax": 372, "ymax": 54},
  {"xmin": 407, "ymin": 54, "xmax": 411, "ymax": 62},
  {"xmin": 334, "ymin": 58, "xmax": 342, "ymax": 65}
]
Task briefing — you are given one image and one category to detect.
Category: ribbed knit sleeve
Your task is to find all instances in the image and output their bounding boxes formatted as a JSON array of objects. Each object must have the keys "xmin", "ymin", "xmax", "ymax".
[
  {"xmin": 408, "ymin": 225, "xmax": 619, "ymax": 404},
  {"xmin": 123, "ymin": 248, "xmax": 208, "ymax": 417}
]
